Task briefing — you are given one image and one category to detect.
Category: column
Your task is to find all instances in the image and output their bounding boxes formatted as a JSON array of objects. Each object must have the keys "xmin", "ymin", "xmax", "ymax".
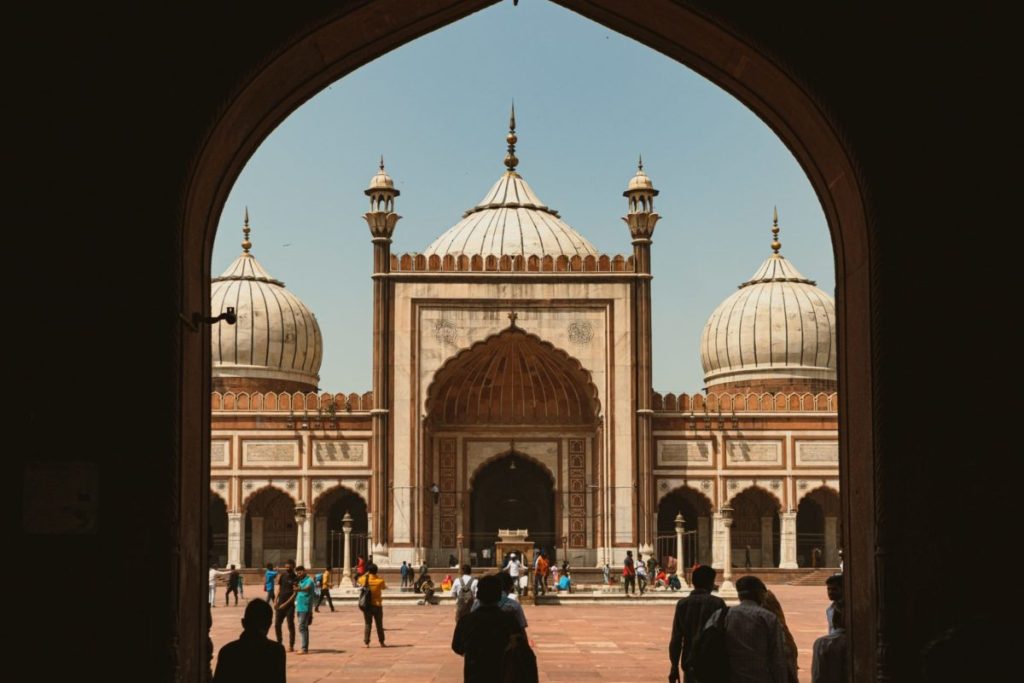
[
  {"xmin": 302, "ymin": 517, "xmax": 313, "ymax": 568},
  {"xmin": 779, "ymin": 510, "xmax": 798, "ymax": 569},
  {"xmin": 824, "ymin": 516, "xmax": 839, "ymax": 567},
  {"xmin": 314, "ymin": 515, "xmax": 327, "ymax": 567},
  {"xmin": 342, "ymin": 512, "xmax": 353, "ymax": 582},
  {"xmin": 227, "ymin": 511, "xmax": 244, "ymax": 567},
  {"xmin": 760, "ymin": 516, "xmax": 774, "ymax": 568},
  {"xmin": 674, "ymin": 513, "xmax": 688, "ymax": 586},
  {"xmin": 698, "ymin": 516, "xmax": 711, "ymax": 565},
  {"xmin": 719, "ymin": 508, "xmax": 736, "ymax": 597},
  {"xmin": 294, "ymin": 502, "xmax": 307, "ymax": 568},
  {"xmin": 250, "ymin": 516, "xmax": 264, "ymax": 568},
  {"xmin": 711, "ymin": 513, "xmax": 724, "ymax": 569}
]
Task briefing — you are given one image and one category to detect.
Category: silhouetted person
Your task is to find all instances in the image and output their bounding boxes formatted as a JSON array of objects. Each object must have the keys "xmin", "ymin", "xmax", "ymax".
[
  {"xmin": 722, "ymin": 576, "xmax": 787, "ymax": 682},
  {"xmin": 825, "ymin": 574, "xmax": 843, "ymax": 634},
  {"xmin": 213, "ymin": 599, "xmax": 286, "ymax": 683},
  {"xmin": 273, "ymin": 559, "xmax": 297, "ymax": 652},
  {"xmin": 452, "ymin": 574, "xmax": 525, "ymax": 682},
  {"xmin": 763, "ymin": 588, "xmax": 799, "ymax": 683},
  {"xmin": 225, "ymin": 564, "xmax": 240, "ymax": 606},
  {"xmin": 669, "ymin": 564, "xmax": 726, "ymax": 682},
  {"xmin": 811, "ymin": 603, "xmax": 847, "ymax": 683},
  {"xmin": 744, "ymin": 544, "xmax": 753, "ymax": 569}
]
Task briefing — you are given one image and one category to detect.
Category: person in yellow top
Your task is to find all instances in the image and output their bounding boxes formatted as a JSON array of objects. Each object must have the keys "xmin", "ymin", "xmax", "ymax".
[
  {"xmin": 315, "ymin": 568, "xmax": 334, "ymax": 612},
  {"xmin": 357, "ymin": 563, "xmax": 387, "ymax": 647}
]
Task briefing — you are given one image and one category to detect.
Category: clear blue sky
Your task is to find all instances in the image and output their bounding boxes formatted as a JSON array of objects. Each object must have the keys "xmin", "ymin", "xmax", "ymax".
[{"xmin": 212, "ymin": 1, "xmax": 834, "ymax": 394}]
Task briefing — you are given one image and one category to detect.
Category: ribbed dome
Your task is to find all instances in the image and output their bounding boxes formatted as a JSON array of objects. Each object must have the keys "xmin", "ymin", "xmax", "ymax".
[
  {"xmin": 700, "ymin": 251, "xmax": 836, "ymax": 390},
  {"xmin": 424, "ymin": 171, "xmax": 598, "ymax": 258},
  {"xmin": 211, "ymin": 244, "xmax": 322, "ymax": 392}
]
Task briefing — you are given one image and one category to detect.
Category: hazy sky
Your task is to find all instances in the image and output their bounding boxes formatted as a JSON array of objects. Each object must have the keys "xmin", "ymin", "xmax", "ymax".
[{"xmin": 212, "ymin": 1, "xmax": 834, "ymax": 394}]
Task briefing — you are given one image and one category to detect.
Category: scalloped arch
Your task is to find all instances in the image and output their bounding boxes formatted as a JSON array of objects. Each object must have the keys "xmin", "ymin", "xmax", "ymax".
[
  {"xmin": 425, "ymin": 326, "xmax": 601, "ymax": 426},
  {"xmin": 467, "ymin": 449, "xmax": 556, "ymax": 491}
]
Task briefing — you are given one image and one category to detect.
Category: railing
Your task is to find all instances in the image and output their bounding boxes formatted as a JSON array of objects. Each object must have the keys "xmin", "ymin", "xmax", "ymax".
[{"xmin": 655, "ymin": 530, "xmax": 698, "ymax": 577}]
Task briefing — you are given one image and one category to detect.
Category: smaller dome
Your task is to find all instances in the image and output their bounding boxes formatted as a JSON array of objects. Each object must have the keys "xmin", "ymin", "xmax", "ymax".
[
  {"xmin": 365, "ymin": 156, "xmax": 398, "ymax": 195},
  {"xmin": 624, "ymin": 156, "xmax": 658, "ymax": 194}
]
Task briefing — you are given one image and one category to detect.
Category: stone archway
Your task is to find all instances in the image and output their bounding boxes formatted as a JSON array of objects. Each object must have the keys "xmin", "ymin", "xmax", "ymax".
[
  {"xmin": 312, "ymin": 486, "xmax": 369, "ymax": 569},
  {"xmin": 469, "ymin": 452, "xmax": 556, "ymax": 566},
  {"xmin": 798, "ymin": 486, "xmax": 842, "ymax": 567},
  {"xmin": 729, "ymin": 486, "xmax": 782, "ymax": 569},
  {"xmin": 658, "ymin": 487, "xmax": 714, "ymax": 567},
  {"xmin": 208, "ymin": 492, "xmax": 228, "ymax": 568},
  {"xmin": 243, "ymin": 487, "xmax": 297, "ymax": 568},
  {"xmin": 178, "ymin": 2, "xmax": 876, "ymax": 677}
]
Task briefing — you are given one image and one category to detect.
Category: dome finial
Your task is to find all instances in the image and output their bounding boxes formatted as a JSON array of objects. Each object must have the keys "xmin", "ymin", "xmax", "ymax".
[
  {"xmin": 638, "ymin": 154, "xmax": 644, "ymax": 171},
  {"xmin": 379, "ymin": 154, "xmax": 385, "ymax": 172},
  {"xmin": 771, "ymin": 206, "xmax": 782, "ymax": 254},
  {"xmin": 504, "ymin": 102, "xmax": 518, "ymax": 172},
  {"xmin": 242, "ymin": 207, "xmax": 252, "ymax": 254}
]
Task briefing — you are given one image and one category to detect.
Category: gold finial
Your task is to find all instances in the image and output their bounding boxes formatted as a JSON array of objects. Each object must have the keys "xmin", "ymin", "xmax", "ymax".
[
  {"xmin": 504, "ymin": 102, "xmax": 518, "ymax": 172},
  {"xmin": 771, "ymin": 206, "xmax": 781, "ymax": 254},
  {"xmin": 379, "ymin": 154, "xmax": 385, "ymax": 172},
  {"xmin": 508, "ymin": 310, "xmax": 518, "ymax": 327},
  {"xmin": 638, "ymin": 154, "xmax": 644, "ymax": 171},
  {"xmin": 242, "ymin": 207, "xmax": 252, "ymax": 254}
]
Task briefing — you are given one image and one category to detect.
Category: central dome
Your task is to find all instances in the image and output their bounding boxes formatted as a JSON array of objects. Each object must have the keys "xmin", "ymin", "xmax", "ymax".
[
  {"xmin": 424, "ymin": 107, "xmax": 598, "ymax": 259},
  {"xmin": 424, "ymin": 171, "xmax": 598, "ymax": 258}
]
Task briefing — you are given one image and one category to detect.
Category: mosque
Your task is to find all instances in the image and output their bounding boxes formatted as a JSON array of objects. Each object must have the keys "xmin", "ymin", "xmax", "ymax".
[{"xmin": 208, "ymin": 113, "xmax": 840, "ymax": 574}]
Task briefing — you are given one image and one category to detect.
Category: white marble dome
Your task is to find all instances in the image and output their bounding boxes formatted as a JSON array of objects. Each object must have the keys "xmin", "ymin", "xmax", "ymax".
[
  {"xmin": 700, "ymin": 250, "xmax": 836, "ymax": 389},
  {"xmin": 211, "ymin": 245, "xmax": 322, "ymax": 390},
  {"xmin": 424, "ymin": 170, "xmax": 598, "ymax": 259}
]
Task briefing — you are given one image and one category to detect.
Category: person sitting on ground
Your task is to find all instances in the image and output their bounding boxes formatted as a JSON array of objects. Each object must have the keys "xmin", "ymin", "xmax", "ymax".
[
  {"xmin": 417, "ymin": 574, "xmax": 438, "ymax": 605},
  {"xmin": 654, "ymin": 566, "xmax": 668, "ymax": 589},
  {"xmin": 667, "ymin": 573, "xmax": 682, "ymax": 591},
  {"xmin": 213, "ymin": 599, "xmax": 285, "ymax": 683},
  {"xmin": 452, "ymin": 574, "xmax": 525, "ymax": 682},
  {"xmin": 440, "ymin": 574, "xmax": 454, "ymax": 592},
  {"xmin": 557, "ymin": 572, "xmax": 570, "ymax": 592},
  {"xmin": 448, "ymin": 553, "xmax": 459, "ymax": 569}
]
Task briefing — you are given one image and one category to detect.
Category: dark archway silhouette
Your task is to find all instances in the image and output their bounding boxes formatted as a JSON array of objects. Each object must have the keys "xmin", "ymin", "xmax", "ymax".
[
  {"xmin": 797, "ymin": 486, "xmax": 841, "ymax": 567},
  {"xmin": 209, "ymin": 492, "xmax": 228, "ymax": 567},
  {"xmin": 729, "ymin": 486, "xmax": 781, "ymax": 568},
  {"xmin": 243, "ymin": 487, "xmax": 297, "ymax": 568},
  {"xmin": 470, "ymin": 453, "xmax": 555, "ymax": 565},
  {"xmin": 176, "ymin": 1, "xmax": 875, "ymax": 678},
  {"xmin": 658, "ymin": 487, "xmax": 713, "ymax": 567}
]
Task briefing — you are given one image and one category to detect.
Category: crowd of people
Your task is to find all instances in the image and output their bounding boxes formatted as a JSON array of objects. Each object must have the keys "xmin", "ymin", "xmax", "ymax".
[{"xmin": 210, "ymin": 553, "xmax": 849, "ymax": 683}]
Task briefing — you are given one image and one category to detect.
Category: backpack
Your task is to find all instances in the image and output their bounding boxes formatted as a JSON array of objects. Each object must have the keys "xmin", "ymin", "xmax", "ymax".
[
  {"xmin": 357, "ymin": 576, "xmax": 372, "ymax": 612},
  {"xmin": 684, "ymin": 606, "xmax": 730, "ymax": 683},
  {"xmin": 454, "ymin": 577, "xmax": 474, "ymax": 621}
]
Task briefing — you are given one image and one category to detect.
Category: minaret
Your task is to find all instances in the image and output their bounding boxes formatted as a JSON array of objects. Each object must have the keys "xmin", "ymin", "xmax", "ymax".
[
  {"xmin": 363, "ymin": 157, "xmax": 400, "ymax": 560},
  {"xmin": 623, "ymin": 156, "xmax": 660, "ymax": 555}
]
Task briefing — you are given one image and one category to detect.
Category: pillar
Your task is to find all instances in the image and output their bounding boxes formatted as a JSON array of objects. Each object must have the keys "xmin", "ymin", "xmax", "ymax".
[
  {"xmin": 302, "ymin": 517, "xmax": 313, "ymax": 568},
  {"xmin": 227, "ymin": 511, "xmax": 244, "ymax": 568},
  {"xmin": 674, "ymin": 513, "xmax": 688, "ymax": 586},
  {"xmin": 711, "ymin": 513, "xmax": 724, "ymax": 569},
  {"xmin": 780, "ymin": 510, "xmax": 798, "ymax": 569},
  {"xmin": 342, "ymin": 512, "xmax": 353, "ymax": 582},
  {"xmin": 314, "ymin": 515, "xmax": 327, "ymax": 567},
  {"xmin": 719, "ymin": 510, "xmax": 736, "ymax": 597},
  {"xmin": 698, "ymin": 516, "xmax": 711, "ymax": 565},
  {"xmin": 250, "ymin": 516, "xmax": 264, "ymax": 568},
  {"xmin": 761, "ymin": 515, "xmax": 774, "ymax": 568},
  {"xmin": 825, "ymin": 516, "xmax": 839, "ymax": 567}
]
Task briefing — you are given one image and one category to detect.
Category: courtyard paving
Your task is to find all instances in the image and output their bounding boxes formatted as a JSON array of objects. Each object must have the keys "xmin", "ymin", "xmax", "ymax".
[{"xmin": 211, "ymin": 585, "xmax": 831, "ymax": 682}]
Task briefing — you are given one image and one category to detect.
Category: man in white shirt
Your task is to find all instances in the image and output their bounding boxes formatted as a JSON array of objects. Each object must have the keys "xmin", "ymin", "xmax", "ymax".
[
  {"xmin": 209, "ymin": 565, "xmax": 228, "ymax": 607},
  {"xmin": 504, "ymin": 553, "xmax": 523, "ymax": 595},
  {"xmin": 451, "ymin": 564, "xmax": 478, "ymax": 599}
]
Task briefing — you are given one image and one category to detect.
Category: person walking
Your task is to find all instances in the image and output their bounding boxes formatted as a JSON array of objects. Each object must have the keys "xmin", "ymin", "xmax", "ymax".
[
  {"xmin": 293, "ymin": 565, "xmax": 315, "ymax": 655},
  {"xmin": 263, "ymin": 563, "xmax": 278, "ymax": 603},
  {"xmin": 357, "ymin": 562, "xmax": 387, "ymax": 647},
  {"xmin": 602, "ymin": 562, "xmax": 611, "ymax": 586},
  {"xmin": 452, "ymin": 564, "xmax": 479, "ymax": 621},
  {"xmin": 720, "ymin": 576, "xmax": 787, "ymax": 683},
  {"xmin": 668, "ymin": 564, "xmax": 726, "ymax": 682},
  {"xmin": 400, "ymin": 561, "xmax": 410, "ymax": 590},
  {"xmin": 452, "ymin": 574, "xmax": 527, "ymax": 682},
  {"xmin": 237, "ymin": 573, "xmax": 245, "ymax": 600},
  {"xmin": 504, "ymin": 552, "xmax": 523, "ymax": 596},
  {"xmin": 636, "ymin": 558, "xmax": 648, "ymax": 595},
  {"xmin": 209, "ymin": 565, "xmax": 228, "ymax": 608},
  {"xmin": 315, "ymin": 567, "xmax": 335, "ymax": 612},
  {"xmin": 225, "ymin": 564, "xmax": 240, "ymax": 606},
  {"xmin": 212, "ymin": 599, "xmax": 286, "ymax": 683},
  {"xmin": 273, "ymin": 560, "xmax": 298, "ymax": 653},
  {"xmin": 623, "ymin": 551, "xmax": 637, "ymax": 595}
]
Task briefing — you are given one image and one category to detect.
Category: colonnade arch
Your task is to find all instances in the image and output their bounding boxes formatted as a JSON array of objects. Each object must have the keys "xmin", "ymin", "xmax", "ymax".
[
  {"xmin": 797, "ymin": 485, "xmax": 842, "ymax": 567},
  {"xmin": 312, "ymin": 485, "xmax": 369, "ymax": 569},
  {"xmin": 243, "ymin": 486, "xmax": 298, "ymax": 568},
  {"xmin": 657, "ymin": 486, "xmax": 713, "ymax": 567},
  {"xmin": 728, "ymin": 486, "xmax": 781, "ymax": 568}
]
